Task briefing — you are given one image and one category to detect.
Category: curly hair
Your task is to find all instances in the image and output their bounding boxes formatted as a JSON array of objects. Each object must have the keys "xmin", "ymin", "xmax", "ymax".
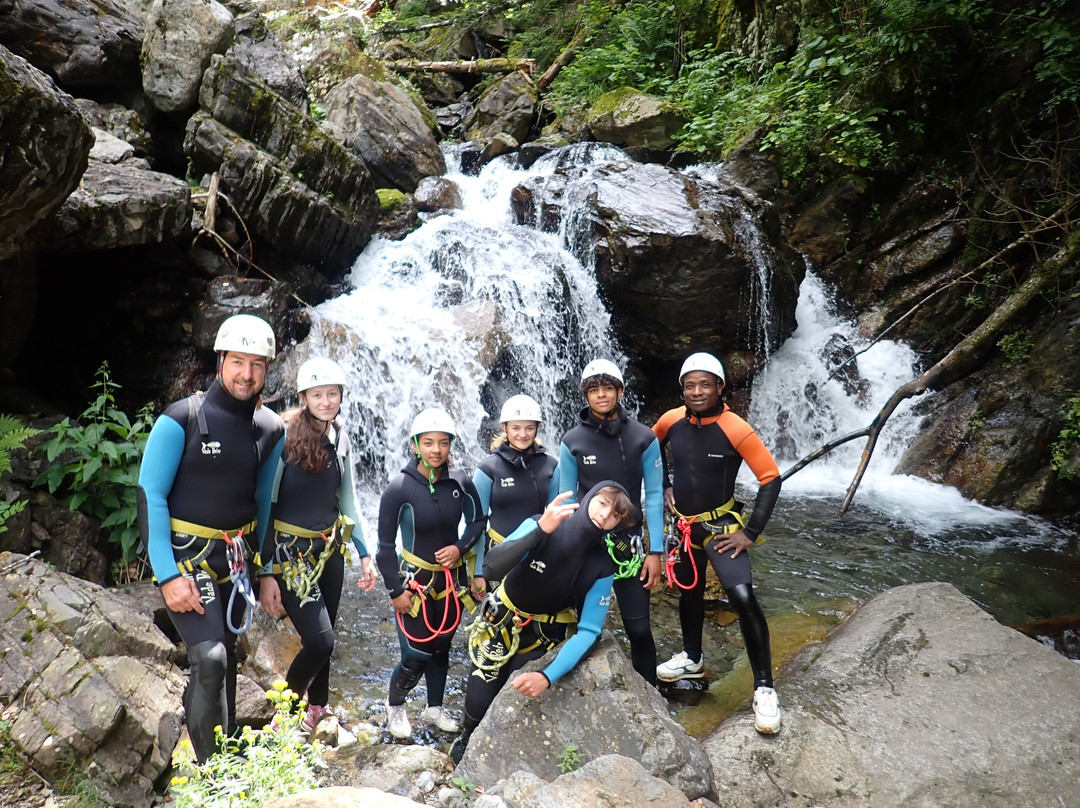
[
  {"xmin": 579, "ymin": 373, "xmax": 624, "ymax": 396},
  {"xmin": 283, "ymin": 406, "xmax": 332, "ymax": 474}
]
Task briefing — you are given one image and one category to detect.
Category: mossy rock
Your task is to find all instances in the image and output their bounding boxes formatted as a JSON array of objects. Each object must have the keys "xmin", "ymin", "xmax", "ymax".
[{"xmin": 377, "ymin": 188, "xmax": 408, "ymax": 212}]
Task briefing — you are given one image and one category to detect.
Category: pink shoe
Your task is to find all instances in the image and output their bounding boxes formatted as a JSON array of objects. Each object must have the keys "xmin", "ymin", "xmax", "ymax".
[{"xmin": 303, "ymin": 704, "xmax": 332, "ymax": 731}]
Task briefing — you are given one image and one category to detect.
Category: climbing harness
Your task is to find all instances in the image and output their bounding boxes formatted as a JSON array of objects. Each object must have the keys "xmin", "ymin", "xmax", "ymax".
[
  {"xmin": 603, "ymin": 531, "xmax": 646, "ymax": 580},
  {"xmin": 664, "ymin": 498, "xmax": 753, "ymax": 590},
  {"xmin": 394, "ymin": 548, "xmax": 478, "ymax": 643},
  {"xmin": 265, "ymin": 516, "xmax": 355, "ymax": 601},
  {"xmin": 168, "ymin": 519, "xmax": 259, "ymax": 633},
  {"xmin": 464, "ymin": 585, "xmax": 576, "ymax": 672}
]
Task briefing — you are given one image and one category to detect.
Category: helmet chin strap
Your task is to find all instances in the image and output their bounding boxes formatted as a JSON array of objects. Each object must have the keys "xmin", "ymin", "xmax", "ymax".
[{"xmin": 414, "ymin": 436, "xmax": 445, "ymax": 494}]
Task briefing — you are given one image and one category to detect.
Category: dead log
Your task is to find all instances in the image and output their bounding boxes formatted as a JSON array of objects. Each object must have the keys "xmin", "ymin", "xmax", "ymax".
[
  {"xmin": 536, "ymin": 27, "xmax": 588, "ymax": 92},
  {"xmin": 386, "ymin": 58, "xmax": 535, "ymax": 75}
]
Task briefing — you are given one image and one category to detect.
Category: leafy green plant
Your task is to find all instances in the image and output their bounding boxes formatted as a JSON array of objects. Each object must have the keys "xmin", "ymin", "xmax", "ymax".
[
  {"xmin": 450, "ymin": 774, "xmax": 476, "ymax": 796},
  {"xmin": 34, "ymin": 362, "xmax": 153, "ymax": 564},
  {"xmin": 1050, "ymin": 393, "xmax": 1080, "ymax": 479},
  {"xmin": 997, "ymin": 331, "xmax": 1035, "ymax": 367},
  {"xmin": 169, "ymin": 681, "xmax": 324, "ymax": 808},
  {"xmin": 0, "ymin": 414, "xmax": 40, "ymax": 535},
  {"xmin": 557, "ymin": 744, "xmax": 583, "ymax": 774}
]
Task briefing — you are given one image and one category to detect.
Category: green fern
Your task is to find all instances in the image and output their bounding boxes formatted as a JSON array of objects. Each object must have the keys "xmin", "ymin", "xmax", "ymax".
[{"xmin": 0, "ymin": 414, "xmax": 40, "ymax": 476}]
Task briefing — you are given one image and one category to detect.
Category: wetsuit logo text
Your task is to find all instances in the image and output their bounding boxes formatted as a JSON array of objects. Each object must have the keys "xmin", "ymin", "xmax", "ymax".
[
  {"xmin": 529, "ymin": 559, "xmax": 546, "ymax": 574},
  {"xmin": 202, "ymin": 441, "xmax": 222, "ymax": 455},
  {"xmin": 499, "ymin": 477, "xmax": 515, "ymax": 487},
  {"xmin": 582, "ymin": 455, "xmax": 597, "ymax": 465}
]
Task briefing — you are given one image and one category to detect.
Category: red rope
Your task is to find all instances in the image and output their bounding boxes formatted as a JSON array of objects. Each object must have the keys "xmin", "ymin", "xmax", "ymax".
[
  {"xmin": 664, "ymin": 516, "xmax": 700, "ymax": 591},
  {"xmin": 396, "ymin": 568, "xmax": 462, "ymax": 643}
]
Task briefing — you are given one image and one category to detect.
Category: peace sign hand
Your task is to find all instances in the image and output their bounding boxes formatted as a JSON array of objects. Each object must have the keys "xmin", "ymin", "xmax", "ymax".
[{"xmin": 538, "ymin": 491, "xmax": 578, "ymax": 533}]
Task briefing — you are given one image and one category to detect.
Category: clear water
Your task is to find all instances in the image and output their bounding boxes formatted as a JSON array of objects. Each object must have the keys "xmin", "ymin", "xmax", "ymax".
[{"xmin": 297, "ymin": 148, "xmax": 1078, "ymax": 740}]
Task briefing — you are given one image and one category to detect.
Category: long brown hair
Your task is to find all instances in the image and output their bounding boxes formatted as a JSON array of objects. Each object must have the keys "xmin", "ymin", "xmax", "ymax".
[{"xmin": 283, "ymin": 406, "xmax": 332, "ymax": 474}]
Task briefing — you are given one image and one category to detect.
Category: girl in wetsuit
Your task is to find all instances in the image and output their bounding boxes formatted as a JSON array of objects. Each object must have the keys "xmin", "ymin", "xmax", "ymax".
[
  {"xmin": 376, "ymin": 407, "xmax": 485, "ymax": 739},
  {"xmin": 257, "ymin": 357, "xmax": 378, "ymax": 731},
  {"xmin": 471, "ymin": 394, "xmax": 559, "ymax": 594},
  {"xmin": 451, "ymin": 481, "xmax": 637, "ymax": 763}
]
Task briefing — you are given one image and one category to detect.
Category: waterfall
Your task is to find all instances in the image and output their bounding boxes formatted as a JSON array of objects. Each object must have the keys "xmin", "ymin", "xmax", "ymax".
[
  {"xmin": 306, "ymin": 146, "xmax": 627, "ymax": 498},
  {"xmin": 746, "ymin": 272, "xmax": 1043, "ymax": 537}
]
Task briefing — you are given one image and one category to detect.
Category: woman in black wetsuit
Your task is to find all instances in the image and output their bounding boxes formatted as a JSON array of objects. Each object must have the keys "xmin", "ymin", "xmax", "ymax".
[
  {"xmin": 257, "ymin": 357, "xmax": 377, "ymax": 730},
  {"xmin": 376, "ymin": 407, "xmax": 485, "ymax": 739},
  {"xmin": 471, "ymin": 394, "xmax": 559, "ymax": 594}
]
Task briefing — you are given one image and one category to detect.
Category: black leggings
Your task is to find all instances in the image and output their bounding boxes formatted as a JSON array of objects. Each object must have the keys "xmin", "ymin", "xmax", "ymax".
[
  {"xmin": 166, "ymin": 540, "xmax": 248, "ymax": 762},
  {"xmin": 462, "ymin": 622, "xmax": 566, "ymax": 732},
  {"xmin": 673, "ymin": 527, "xmax": 773, "ymax": 688},
  {"xmin": 612, "ymin": 575, "xmax": 657, "ymax": 685},
  {"xmin": 388, "ymin": 574, "xmax": 460, "ymax": 708},
  {"xmin": 277, "ymin": 548, "xmax": 344, "ymax": 708}
]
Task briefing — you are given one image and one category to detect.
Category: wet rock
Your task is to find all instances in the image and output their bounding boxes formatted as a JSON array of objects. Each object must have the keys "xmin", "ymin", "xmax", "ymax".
[
  {"xmin": 455, "ymin": 632, "xmax": 714, "ymax": 801},
  {"xmin": 0, "ymin": 0, "xmax": 144, "ymax": 86},
  {"xmin": 414, "ymin": 177, "xmax": 463, "ymax": 213},
  {"xmin": 262, "ymin": 786, "xmax": 426, "ymax": 807},
  {"xmin": 73, "ymin": 99, "xmax": 155, "ymax": 158},
  {"xmin": 48, "ymin": 158, "xmax": 193, "ymax": 251},
  {"xmin": 186, "ymin": 54, "xmax": 379, "ymax": 274},
  {"xmin": 476, "ymin": 132, "xmax": 518, "ymax": 169},
  {"xmin": 465, "ymin": 72, "xmax": 538, "ymax": 145},
  {"xmin": 191, "ymin": 276, "xmax": 291, "ymax": 353},
  {"xmin": 324, "ymin": 73, "xmax": 445, "ymax": 193},
  {"xmin": 500, "ymin": 754, "xmax": 698, "ymax": 808},
  {"xmin": 323, "ymin": 743, "xmax": 453, "ymax": 799},
  {"xmin": 512, "ymin": 159, "xmax": 803, "ymax": 380},
  {"xmin": 227, "ymin": 10, "xmax": 309, "ymax": 111},
  {"xmin": 518, "ymin": 135, "xmax": 570, "ymax": 169},
  {"xmin": 141, "ymin": 0, "xmax": 234, "ymax": 113},
  {"xmin": 704, "ymin": 582, "xmax": 1080, "ymax": 807},
  {"xmin": 0, "ymin": 553, "xmax": 184, "ymax": 808},
  {"xmin": 88, "ymin": 126, "xmax": 136, "ymax": 163},
  {"xmin": 27, "ymin": 491, "xmax": 108, "ymax": 583},
  {"xmin": 586, "ymin": 87, "xmax": 687, "ymax": 150},
  {"xmin": 894, "ymin": 295, "xmax": 1080, "ymax": 517},
  {"xmin": 377, "ymin": 190, "xmax": 423, "ymax": 241},
  {"xmin": 0, "ymin": 45, "xmax": 92, "ymax": 263}
]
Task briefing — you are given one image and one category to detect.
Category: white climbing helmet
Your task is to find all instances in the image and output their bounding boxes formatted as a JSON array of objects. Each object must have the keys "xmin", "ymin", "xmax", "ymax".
[
  {"xmin": 297, "ymin": 357, "xmax": 347, "ymax": 393},
  {"xmin": 499, "ymin": 394, "xmax": 543, "ymax": 424},
  {"xmin": 679, "ymin": 352, "xmax": 726, "ymax": 385},
  {"xmin": 410, "ymin": 407, "xmax": 456, "ymax": 440},
  {"xmin": 213, "ymin": 314, "xmax": 276, "ymax": 360},
  {"xmin": 580, "ymin": 358, "xmax": 624, "ymax": 386}
]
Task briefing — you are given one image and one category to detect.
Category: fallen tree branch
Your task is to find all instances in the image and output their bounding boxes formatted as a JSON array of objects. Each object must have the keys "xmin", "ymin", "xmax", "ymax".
[
  {"xmin": 386, "ymin": 57, "xmax": 534, "ymax": 75},
  {"xmin": 839, "ymin": 228, "xmax": 1079, "ymax": 511},
  {"xmin": 536, "ymin": 26, "xmax": 588, "ymax": 92}
]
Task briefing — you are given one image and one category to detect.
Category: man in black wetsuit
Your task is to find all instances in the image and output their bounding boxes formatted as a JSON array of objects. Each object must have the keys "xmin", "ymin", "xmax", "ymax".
[
  {"xmin": 558, "ymin": 358, "xmax": 665, "ymax": 686},
  {"xmin": 138, "ymin": 314, "xmax": 285, "ymax": 761}
]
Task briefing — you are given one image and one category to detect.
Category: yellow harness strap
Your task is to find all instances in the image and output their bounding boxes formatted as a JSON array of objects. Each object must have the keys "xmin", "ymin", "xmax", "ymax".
[
  {"xmin": 171, "ymin": 520, "xmax": 256, "ymax": 583},
  {"xmin": 498, "ymin": 585, "xmax": 577, "ymax": 624},
  {"xmin": 486, "ymin": 527, "xmax": 506, "ymax": 544},
  {"xmin": 399, "ymin": 547, "xmax": 478, "ymax": 616},
  {"xmin": 671, "ymin": 498, "xmax": 754, "ymax": 550}
]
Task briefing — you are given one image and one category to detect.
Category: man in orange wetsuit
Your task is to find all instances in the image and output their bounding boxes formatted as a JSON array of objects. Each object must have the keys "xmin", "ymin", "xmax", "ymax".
[{"xmin": 652, "ymin": 352, "xmax": 783, "ymax": 734}]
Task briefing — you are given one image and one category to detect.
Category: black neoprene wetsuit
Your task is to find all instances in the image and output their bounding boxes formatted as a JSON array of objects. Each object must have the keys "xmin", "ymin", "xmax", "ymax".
[
  {"xmin": 456, "ymin": 481, "xmax": 622, "ymax": 757},
  {"xmin": 138, "ymin": 380, "xmax": 284, "ymax": 761},
  {"xmin": 471, "ymin": 441, "xmax": 559, "ymax": 572},
  {"xmin": 377, "ymin": 461, "xmax": 484, "ymax": 710},
  {"xmin": 262, "ymin": 424, "xmax": 370, "ymax": 711},
  {"xmin": 653, "ymin": 402, "xmax": 782, "ymax": 687},
  {"xmin": 559, "ymin": 403, "xmax": 664, "ymax": 684}
]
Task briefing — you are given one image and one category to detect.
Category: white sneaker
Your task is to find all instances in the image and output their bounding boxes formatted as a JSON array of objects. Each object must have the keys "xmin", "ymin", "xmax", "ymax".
[
  {"xmin": 656, "ymin": 651, "xmax": 704, "ymax": 682},
  {"xmin": 386, "ymin": 700, "xmax": 411, "ymax": 739},
  {"xmin": 421, "ymin": 705, "xmax": 460, "ymax": 733},
  {"xmin": 753, "ymin": 686, "xmax": 782, "ymax": 734}
]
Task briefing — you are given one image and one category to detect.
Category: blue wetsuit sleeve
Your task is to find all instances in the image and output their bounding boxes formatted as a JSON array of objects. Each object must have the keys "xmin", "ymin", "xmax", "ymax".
[
  {"xmin": 481, "ymin": 518, "xmax": 541, "ymax": 580},
  {"xmin": 542, "ymin": 574, "xmax": 613, "ymax": 684},
  {"xmin": 255, "ymin": 435, "xmax": 283, "ymax": 548},
  {"xmin": 546, "ymin": 460, "xmax": 561, "ymax": 505},
  {"xmin": 338, "ymin": 449, "xmax": 367, "ymax": 558},
  {"xmin": 471, "ymin": 468, "xmax": 493, "ymax": 573},
  {"xmin": 558, "ymin": 443, "xmax": 578, "ymax": 503},
  {"xmin": 642, "ymin": 438, "xmax": 665, "ymax": 553},
  {"xmin": 138, "ymin": 415, "xmax": 186, "ymax": 585},
  {"xmin": 455, "ymin": 475, "xmax": 486, "ymax": 555},
  {"xmin": 258, "ymin": 456, "xmax": 286, "ymax": 573}
]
